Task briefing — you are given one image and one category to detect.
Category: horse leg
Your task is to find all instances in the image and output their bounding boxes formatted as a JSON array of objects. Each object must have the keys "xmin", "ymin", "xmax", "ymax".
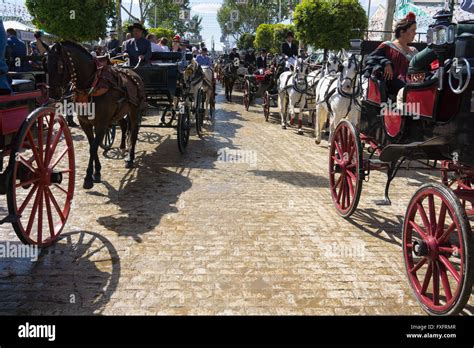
[
  {"xmin": 315, "ymin": 105, "xmax": 327, "ymax": 145},
  {"xmin": 118, "ymin": 117, "xmax": 128, "ymax": 154},
  {"xmin": 278, "ymin": 92, "xmax": 287, "ymax": 129},
  {"xmin": 79, "ymin": 119, "xmax": 96, "ymax": 189},
  {"xmin": 297, "ymin": 96, "xmax": 305, "ymax": 135},
  {"xmin": 125, "ymin": 108, "xmax": 140, "ymax": 168}
]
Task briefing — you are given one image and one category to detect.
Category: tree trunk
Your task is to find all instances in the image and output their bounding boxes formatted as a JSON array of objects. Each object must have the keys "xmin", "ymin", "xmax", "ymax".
[
  {"xmin": 383, "ymin": 0, "xmax": 396, "ymax": 41},
  {"xmin": 116, "ymin": 0, "xmax": 123, "ymax": 43}
]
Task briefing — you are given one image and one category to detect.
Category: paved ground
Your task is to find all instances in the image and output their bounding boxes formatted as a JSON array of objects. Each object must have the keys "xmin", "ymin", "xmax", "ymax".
[{"xmin": 0, "ymin": 87, "xmax": 473, "ymax": 315}]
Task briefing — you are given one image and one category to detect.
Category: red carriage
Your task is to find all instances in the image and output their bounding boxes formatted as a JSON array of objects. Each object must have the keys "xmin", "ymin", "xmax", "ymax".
[
  {"xmin": 0, "ymin": 73, "xmax": 75, "ymax": 246},
  {"xmin": 329, "ymin": 11, "xmax": 474, "ymax": 315}
]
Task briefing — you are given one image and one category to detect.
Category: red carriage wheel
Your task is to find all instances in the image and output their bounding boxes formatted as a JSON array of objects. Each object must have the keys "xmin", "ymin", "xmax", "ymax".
[
  {"xmin": 263, "ymin": 91, "xmax": 270, "ymax": 121},
  {"xmin": 7, "ymin": 107, "xmax": 75, "ymax": 246},
  {"xmin": 243, "ymin": 79, "xmax": 251, "ymax": 111},
  {"xmin": 329, "ymin": 120, "xmax": 363, "ymax": 218},
  {"xmin": 403, "ymin": 183, "xmax": 473, "ymax": 315}
]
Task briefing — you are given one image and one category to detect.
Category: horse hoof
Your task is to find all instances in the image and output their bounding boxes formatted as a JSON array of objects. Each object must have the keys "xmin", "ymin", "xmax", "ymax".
[
  {"xmin": 281, "ymin": 124, "xmax": 287, "ymax": 130},
  {"xmin": 315, "ymin": 139, "xmax": 321, "ymax": 145},
  {"xmin": 83, "ymin": 179, "xmax": 94, "ymax": 190},
  {"xmin": 298, "ymin": 129, "xmax": 304, "ymax": 135},
  {"xmin": 93, "ymin": 174, "xmax": 101, "ymax": 183},
  {"xmin": 124, "ymin": 160, "xmax": 134, "ymax": 169}
]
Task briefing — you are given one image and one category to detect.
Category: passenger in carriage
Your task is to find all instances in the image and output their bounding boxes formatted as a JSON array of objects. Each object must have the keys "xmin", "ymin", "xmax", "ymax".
[
  {"xmin": 122, "ymin": 22, "xmax": 152, "ymax": 66},
  {"xmin": 0, "ymin": 19, "xmax": 12, "ymax": 94},
  {"xmin": 367, "ymin": 12, "xmax": 418, "ymax": 99},
  {"xmin": 256, "ymin": 48, "xmax": 268, "ymax": 69},
  {"xmin": 6, "ymin": 28, "xmax": 31, "ymax": 72}
]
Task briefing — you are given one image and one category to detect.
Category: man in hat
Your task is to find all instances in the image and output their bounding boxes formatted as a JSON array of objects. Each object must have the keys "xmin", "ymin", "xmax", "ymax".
[
  {"xmin": 244, "ymin": 48, "xmax": 256, "ymax": 67},
  {"xmin": 256, "ymin": 48, "xmax": 268, "ymax": 69},
  {"xmin": 228, "ymin": 47, "xmax": 239, "ymax": 62},
  {"xmin": 196, "ymin": 47, "xmax": 213, "ymax": 66},
  {"xmin": 106, "ymin": 31, "xmax": 120, "ymax": 56},
  {"xmin": 0, "ymin": 19, "xmax": 11, "ymax": 94},
  {"xmin": 281, "ymin": 31, "xmax": 298, "ymax": 70},
  {"xmin": 123, "ymin": 22, "xmax": 151, "ymax": 66}
]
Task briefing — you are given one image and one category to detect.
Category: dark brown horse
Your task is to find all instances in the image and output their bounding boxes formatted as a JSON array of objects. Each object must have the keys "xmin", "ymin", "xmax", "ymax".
[
  {"xmin": 47, "ymin": 41, "xmax": 145, "ymax": 189},
  {"xmin": 222, "ymin": 61, "xmax": 238, "ymax": 102}
]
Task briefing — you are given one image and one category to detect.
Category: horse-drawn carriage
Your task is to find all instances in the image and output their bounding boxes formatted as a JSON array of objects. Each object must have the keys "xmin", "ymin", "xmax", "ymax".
[
  {"xmin": 0, "ymin": 73, "xmax": 75, "ymax": 246},
  {"xmin": 328, "ymin": 10, "xmax": 474, "ymax": 315}
]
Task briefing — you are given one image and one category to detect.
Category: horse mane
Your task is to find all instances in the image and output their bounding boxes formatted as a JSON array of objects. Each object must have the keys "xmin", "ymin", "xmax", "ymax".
[{"xmin": 60, "ymin": 40, "xmax": 93, "ymax": 58}]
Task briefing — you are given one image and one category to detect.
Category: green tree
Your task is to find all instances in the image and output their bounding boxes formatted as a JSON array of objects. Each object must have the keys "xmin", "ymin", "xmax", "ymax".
[
  {"xmin": 145, "ymin": 0, "xmax": 191, "ymax": 35},
  {"xmin": 26, "ymin": 0, "xmax": 113, "ymax": 41},
  {"xmin": 148, "ymin": 27, "xmax": 175, "ymax": 45},
  {"xmin": 293, "ymin": 0, "xmax": 367, "ymax": 53},
  {"xmin": 254, "ymin": 24, "xmax": 273, "ymax": 52},
  {"xmin": 217, "ymin": 0, "xmax": 294, "ymax": 39},
  {"xmin": 237, "ymin": 32, "xmax": 255, "ymax": 50}
]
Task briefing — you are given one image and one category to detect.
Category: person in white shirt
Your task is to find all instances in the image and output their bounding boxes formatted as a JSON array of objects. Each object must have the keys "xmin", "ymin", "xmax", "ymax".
[
  {"xmin": 146, "ymin": 34, "xmax": 161, "ymax": 52},
  {"xmin": 157, "ymin": 37, "xmax": 170, "ymax": 52}
]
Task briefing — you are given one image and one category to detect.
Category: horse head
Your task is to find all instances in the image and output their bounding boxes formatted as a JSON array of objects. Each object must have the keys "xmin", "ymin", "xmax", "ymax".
[
  {"xmin": 325, "ymin": 53, "xmax": 342, "ymax": 75},
  {"xmin": 339, "ymin": 54, "xmax": 359, "ymax": 94},
  {"xmin": 47, "ymin": 41, "xmax": 95, "ymax": 100}
]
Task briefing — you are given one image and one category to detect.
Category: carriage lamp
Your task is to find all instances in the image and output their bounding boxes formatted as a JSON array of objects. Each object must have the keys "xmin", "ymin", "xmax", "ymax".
[{"xmin": 427, "ymin": 24, "xmax": 456, "ymax": 47}]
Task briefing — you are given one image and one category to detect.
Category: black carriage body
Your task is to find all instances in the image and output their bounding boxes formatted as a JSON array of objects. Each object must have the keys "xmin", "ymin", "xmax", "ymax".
[{"xmin": 134, "ymin": 63, "xmax": 180, "ymax": 101}]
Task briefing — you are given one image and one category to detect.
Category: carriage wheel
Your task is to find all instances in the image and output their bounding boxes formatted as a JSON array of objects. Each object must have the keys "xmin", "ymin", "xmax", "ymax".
[
  {"xmin": 403, "ymin": 183, "xmax": 473, "ymax": 315},
  {"xmin": 7, "ymin": 107, "xmax": 75, "ymax": 246},
  {"xmin": 99, "ymin": 125, "xmax": 116, "ymax": 151},
  {"xmin": 243, "ymin": 79, "xmax": 251, "ymax": 111},
  {"xmin": 329, "ymin": 120, "xmax": 363, "ymax": 218},
  {"xmin": 263, "ymin": 91, "xmax": 270, "ymax": 122},
  {"xmin": 195, "ymin": 89, "xmax": 205, "ymax": 137},
  {"xmin": 177, "ymin": 104, "xmax": 191, "ymax": 154}
]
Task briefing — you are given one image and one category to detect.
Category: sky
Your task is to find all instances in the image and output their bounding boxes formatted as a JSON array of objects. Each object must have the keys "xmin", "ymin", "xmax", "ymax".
[{"xmin": 6, "ymin": 0, "xmax": 385, "ymax": 49}]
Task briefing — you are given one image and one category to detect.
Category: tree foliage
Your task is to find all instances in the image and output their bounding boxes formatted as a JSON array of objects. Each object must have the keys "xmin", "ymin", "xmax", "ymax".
[
  {"xmin": 293, "ymin": 0, "xmax": 367, "ymax": 51},
  {"xmin": 145, "ymin": 0, "xmax": 192, "ymax": 35},
  {"xmin": 148, "ymin": 27, "xmax": 175, "ymax": 43},
  {"xmin": 254, "ymin": 23, "xmax": 296, "ymax": 54},
  {"xmin": 217, "ymin": 0, "xmax": 296, "ymax": 39},
  {"xmin": 237, "ymin": 32, "xmax": 255, "ymax": 50},
  {"xmin": 26, "ymin": 0, "xmax": 113, "ymax": 41}
]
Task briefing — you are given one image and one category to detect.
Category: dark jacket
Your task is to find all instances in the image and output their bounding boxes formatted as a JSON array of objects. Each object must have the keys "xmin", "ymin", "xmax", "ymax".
[
  {"xmin": 281, "ymin": 41, "xmax": 298, "ymax": 58},
  {"xmin": 229, "ymin": 51, "xmax": 239, "ymax": 62},
  {"xmin": 244, "ymin": 52, "xmax": 256, "ymax": 65},
  {"xmin": 6, "ymin": 35, "xmax": 30, "ymax": 71},
  {"xmin": 123, "ymin": 37, "xmax": 152, "ymax": 66},
  {"xmin": 256, "ymin": 55, "xmax": 267, "ymax": 69}
]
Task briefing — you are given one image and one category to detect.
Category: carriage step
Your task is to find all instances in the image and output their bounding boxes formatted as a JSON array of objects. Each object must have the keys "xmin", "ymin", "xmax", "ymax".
[
  {"xmin": 368, "ymin": 159, "xmax": 389, "ymax": 166},
  {"xmin": 379, "ymin": 136, "xmax": 451, "ymax": 163},
  {"xmin": 0, "ymin": 215, "xmax": 19, "ymax": 225}
]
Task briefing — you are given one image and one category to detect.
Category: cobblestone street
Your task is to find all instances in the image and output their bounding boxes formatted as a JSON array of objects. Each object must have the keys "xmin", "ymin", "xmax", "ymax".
[{"xmin": 1, "ymin": 87, "xmax": 473, "ymax": 315}]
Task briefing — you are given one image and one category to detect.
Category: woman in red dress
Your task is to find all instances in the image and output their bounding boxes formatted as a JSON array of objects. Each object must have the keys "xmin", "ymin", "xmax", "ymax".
[{"xmin": 369, "ymin": 12, "xmax": 418, "ymax": 97}]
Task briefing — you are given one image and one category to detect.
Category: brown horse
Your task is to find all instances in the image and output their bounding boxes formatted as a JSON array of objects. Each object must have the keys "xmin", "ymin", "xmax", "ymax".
[{"xmin": 47, "ymin": 41, "xmax": 145, "ymax": 189}]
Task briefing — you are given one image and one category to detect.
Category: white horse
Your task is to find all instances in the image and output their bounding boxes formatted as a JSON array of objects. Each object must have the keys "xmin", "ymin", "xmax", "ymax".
[
  {"xmin": 314, "ymin": 53, "xmax": 362, "ymax": 144},
  {"xmin": 278, "ymin": 57, "xmax": 310, "ymax": 135},
  {"xmin": 201, "ymin": 65, "xmax": 215, "ymax": 121}
]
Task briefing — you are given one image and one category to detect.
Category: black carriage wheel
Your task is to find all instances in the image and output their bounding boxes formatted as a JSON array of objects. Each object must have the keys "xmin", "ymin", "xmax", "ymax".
[
  {"xmin": 177, "ymin": 104, "xmax": 191, "ymax": 154},
  {"xmin": 403, "ymin": 183, "xmax": 473, "ymax": 315},
  {"xmin": 263, "ymin": 91, "xmax": 270, "ymax": 122},
  {"xmin": 100, "ymin": 125, "xmax": 116, "ymax": 151},
  {"xmin": 329, "ymin": 120, "xmax": 363, "ymax": 218},
  {"xmin": 7, "ymin": 107, "xmax": 75, "ymax": 246}
]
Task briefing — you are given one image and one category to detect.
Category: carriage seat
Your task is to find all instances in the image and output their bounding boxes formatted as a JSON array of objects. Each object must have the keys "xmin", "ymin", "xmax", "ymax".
[{"xmin": 11, "ymin": 79, "xmax": 36, "ymax": 93}]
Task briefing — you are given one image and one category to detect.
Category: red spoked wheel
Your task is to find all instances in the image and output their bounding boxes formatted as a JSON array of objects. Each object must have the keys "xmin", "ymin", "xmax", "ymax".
[
  {"xmin": 403, "ymin": 183, "xmax": 473, "ymax": 315},
  {"xmin": 263, "ymin": 90, "xmax": 270, "ymax": 121},
  {"xmin": 329, "ymin": 120, "xmax": 363, "ymax": 218},
  {"xmin": 7, "ymin": 107, "xmax": 75, "ymax": 246},
  {"xmin": 243, "ymin": 79, "xmax": 251, "ymax": 111}
]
